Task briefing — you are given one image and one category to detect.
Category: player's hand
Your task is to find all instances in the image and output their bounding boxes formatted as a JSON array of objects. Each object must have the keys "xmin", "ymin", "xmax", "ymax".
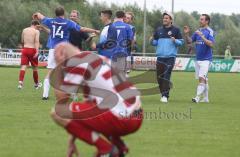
[
  {"xmin": 67, "ymin": 143, "xmax": 79, "ymax": 157},
  {"xmin": 32, "ymin": 13, "xmax": 39, "ymax": 20},
  {"xmin": 171, "ymin": 37, "xmax": 176, "ymax": 42},
  {"xmin": 89, "ymin": 33, "xmax": 97, "ymax": 38},
  {"xmin": 195, "ymin": 30, "xmax": 204, "ymax": 37},
  {"xmin": 183, "ymin": 26, "xmax": 190, "ymax": 34},
  {"xmin": 149, "ymin": 36, "xmax": 153, "ymax": 41},
  {"xmin": 94, "ymin": 30, "xmax": 100, "ymax": 35},
  {"xmin": 67, "ymin": 136, "xmax": 80, "ymax": 157}
]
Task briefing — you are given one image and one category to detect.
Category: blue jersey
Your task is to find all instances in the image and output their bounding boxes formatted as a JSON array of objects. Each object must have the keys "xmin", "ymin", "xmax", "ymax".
[
  {"xmin": 192, "ymin": 27, "xmax": 215, "ymax": 61},
  {"xmin": 129, "ymin": 24, "xmax": 135, "ymax": 37},
  {"xmin": 97, "ymin": 24, "xmax": 112, "ymax": 58},
  {"xmin": 151, "ymin": 26, "xmax": 184, "ymax": 58},
  {"xmin": 107, "ymin": 21, "xmax": 133, "ymax": 59},
  {"xmin": 97, "ymin": 21, "xmax": 133, "ymax": 60},
  {"xmin": 42, "ymin": 17, "xmax": 81, "ymax": 48}
]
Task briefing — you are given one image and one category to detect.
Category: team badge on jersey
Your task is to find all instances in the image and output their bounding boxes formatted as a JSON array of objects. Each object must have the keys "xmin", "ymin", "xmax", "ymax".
[{"xmin": 168, "ymin": 31, "xmax": 172, "ymax": 36}]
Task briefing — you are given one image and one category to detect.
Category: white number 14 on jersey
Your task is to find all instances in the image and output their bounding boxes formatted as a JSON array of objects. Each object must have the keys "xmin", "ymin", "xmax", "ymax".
[{"xmin": 52, "ymin": 25, "xmax": 64, "ymax": 38}]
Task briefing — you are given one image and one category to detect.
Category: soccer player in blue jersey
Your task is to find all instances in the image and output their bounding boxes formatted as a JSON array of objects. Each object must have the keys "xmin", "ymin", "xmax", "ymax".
[
  {"xmin": 33, "ymin": 6, "xmax": 100, "ymax": 100},
  {"xmin": 184, "ymin": 14, "xmax": 215, "ymax": 103},
  {"xmin": 97, "ymin": 11, "xmax": 133, "ymax": 72},
  {"xmin": 97, "ymin": 10, "xmax": 113, "ymax": 58}
]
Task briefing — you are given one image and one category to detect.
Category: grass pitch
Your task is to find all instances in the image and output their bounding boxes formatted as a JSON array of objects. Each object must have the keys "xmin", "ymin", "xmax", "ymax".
[{"xmin": 0, "ymin": 67, "xmax": 239, "ymax": 157}]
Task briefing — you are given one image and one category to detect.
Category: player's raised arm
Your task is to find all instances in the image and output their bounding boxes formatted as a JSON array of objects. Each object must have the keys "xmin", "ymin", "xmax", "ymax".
[
  {"xmin": 36, "ymin": 25, "xmax": 50, "ymax": 34},
  {"xmin": 80, "ymin": 27, "xmax": 100, "ymax": 35},
  {"xmin": 195, "ymin": 30, "xmax": 214, "ymax": 48},
  {"xmin": 183, "ymin": 26, "xmax": 193, "ymax": 44}
]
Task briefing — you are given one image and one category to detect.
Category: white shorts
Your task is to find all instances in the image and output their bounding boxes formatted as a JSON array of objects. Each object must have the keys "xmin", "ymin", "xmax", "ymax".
[
  {"xmin": 47, "ymin": 49, "xmax": 56, "ymax": 69},
  {"xmin": 195, "ymin": 60, "xmax": 211, "ymax": 80}
]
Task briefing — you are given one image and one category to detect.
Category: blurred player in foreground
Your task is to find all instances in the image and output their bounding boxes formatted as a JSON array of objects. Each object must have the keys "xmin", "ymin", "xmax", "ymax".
[
  {"xmin": 50, "ymin": 43, "xmax": 143, "ymax": 157},
  {"xmin": 33, "ymin": 6, "xmax": 100, "ymax": 100},
  {"xmin": 18, "ymin": 20, "xmax": 42, "ymax": 89},
  {"xmin": 184, "ymin": 14, "xmax": 215, "ymax": 103}
]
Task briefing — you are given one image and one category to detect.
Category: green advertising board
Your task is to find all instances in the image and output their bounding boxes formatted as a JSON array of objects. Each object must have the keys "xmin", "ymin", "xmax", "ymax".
[{"xmin": 185, "ymin": 58, "xmax": 235, "ymax": 72}]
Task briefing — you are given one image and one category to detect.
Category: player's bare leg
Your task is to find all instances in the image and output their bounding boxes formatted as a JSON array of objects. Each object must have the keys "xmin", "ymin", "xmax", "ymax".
[
  {"xmin": 19, "ymin": 20, "xmax": 40, "ymax": 89},
  {"xmin": 18, "ymin": 65, "xmax": 27, "ymax": 89}
]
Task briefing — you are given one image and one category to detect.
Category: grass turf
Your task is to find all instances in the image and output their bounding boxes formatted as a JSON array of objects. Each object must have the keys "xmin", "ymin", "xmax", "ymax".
[{"xmin": 0, "ymin": 67, "xmax": 239, "ymax": 157}]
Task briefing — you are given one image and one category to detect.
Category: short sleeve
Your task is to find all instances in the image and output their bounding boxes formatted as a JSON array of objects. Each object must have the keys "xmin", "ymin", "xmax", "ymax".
[
  {"xmin": 132, "ymin": 26, "xmax": 136, "ymax": 36},
  {"xmin": 41, "ymin": 17, "xmax": 52, "ymax": 28},
  {"xmin": 128, "ymin": 26, "xmax": 134, "ymax": 40},
  {"xmin": 207, "ymin": 31, "xmax": 215, "ymax": 43},
  {"xmin": 191, "ymin": 33, "xmax": 197, "ymax": 42},
  {"xmin": 69, "ymin": 20, "xmax": 81, "ymax": 32}
]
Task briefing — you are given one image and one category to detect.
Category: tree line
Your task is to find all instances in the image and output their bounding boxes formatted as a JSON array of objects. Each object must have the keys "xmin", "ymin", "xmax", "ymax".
[{"xmin": 0, "ymin": 0, "xmax": 240, "ymax": 55}]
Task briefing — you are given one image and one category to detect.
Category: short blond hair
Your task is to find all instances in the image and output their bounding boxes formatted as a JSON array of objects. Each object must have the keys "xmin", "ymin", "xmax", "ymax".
[
  {"xmin": 71, "ymin": 9, "xmax": 79, "ymax": 17},
  {"xmin": 125, "ymin": 12, "xmax": 135, "ymax": 21}
]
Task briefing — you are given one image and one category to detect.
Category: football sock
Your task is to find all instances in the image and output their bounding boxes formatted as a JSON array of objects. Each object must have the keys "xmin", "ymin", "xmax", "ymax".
[
  {"xmin": 43, "ymin": 78, "xmax": 50, "ymax": 98},
  {"xmin": 203, "ymin": 84, "xmax": 209, "ymax": 100},
  {"xmin": 19, "ymin": 70, "xmax": 25, "ymax": 83},
  {"xmin": 111, "ymin": 136, "xmax": 128, "ymax": 153},
  {"xmin": 33, "ymin": 70, "xmax": 39, "ymax": 84},
  {"xmin": 66, "ymin": 121, "xmax": 111, "ymax": 154},
  {"xmin": 196, "ymin": 83, "xmax": 206, "ymax": 97}
]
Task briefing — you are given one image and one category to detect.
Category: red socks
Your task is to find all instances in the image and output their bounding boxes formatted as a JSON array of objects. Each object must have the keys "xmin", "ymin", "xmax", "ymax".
[
  {"xmin": 66, "ymin": 121, "xmax": 111, "ymax": 153},
  {"xmin": 19, "ymin": 70, "xmax": 39, "ymax": 84},
  {"xmin": 66, "ymin": 121, "xmax": 94, "ymax": 145},
  {"xmin": 19, "ymin": 70, "xmax": 25, "ymax": 83},
  {"xmin": 33, "ymin": 70, "xmax": 39, "ymax": 84},
  {"xmin": 95, "ymin": 137, "xmax": 112, "ymax": 154}
]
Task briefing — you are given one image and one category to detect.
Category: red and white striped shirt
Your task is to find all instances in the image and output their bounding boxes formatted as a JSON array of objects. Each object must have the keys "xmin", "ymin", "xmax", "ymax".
[{"xmin": 60, "ymin": 52, "xmax": 141, "ymax": 117}]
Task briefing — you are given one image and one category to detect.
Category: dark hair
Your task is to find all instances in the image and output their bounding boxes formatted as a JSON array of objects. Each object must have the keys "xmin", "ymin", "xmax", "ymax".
[
  {"xmin": 115, "ymin": 11, "xmax": 125, "ymax": 18},
  {"xmin": 100, "ymin": 9, "xmax": 112, "ymax": 18},
  {"xmin": 202, "ymin": 14, "xmax": 210, "ymax": 24},
  {"xmin": 55, "ymin": 6, "xmax": 65, "ymax": 17},
  {"xmin": 31, "ymin": 20, "xmax": 40, "ymax": 26}
]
